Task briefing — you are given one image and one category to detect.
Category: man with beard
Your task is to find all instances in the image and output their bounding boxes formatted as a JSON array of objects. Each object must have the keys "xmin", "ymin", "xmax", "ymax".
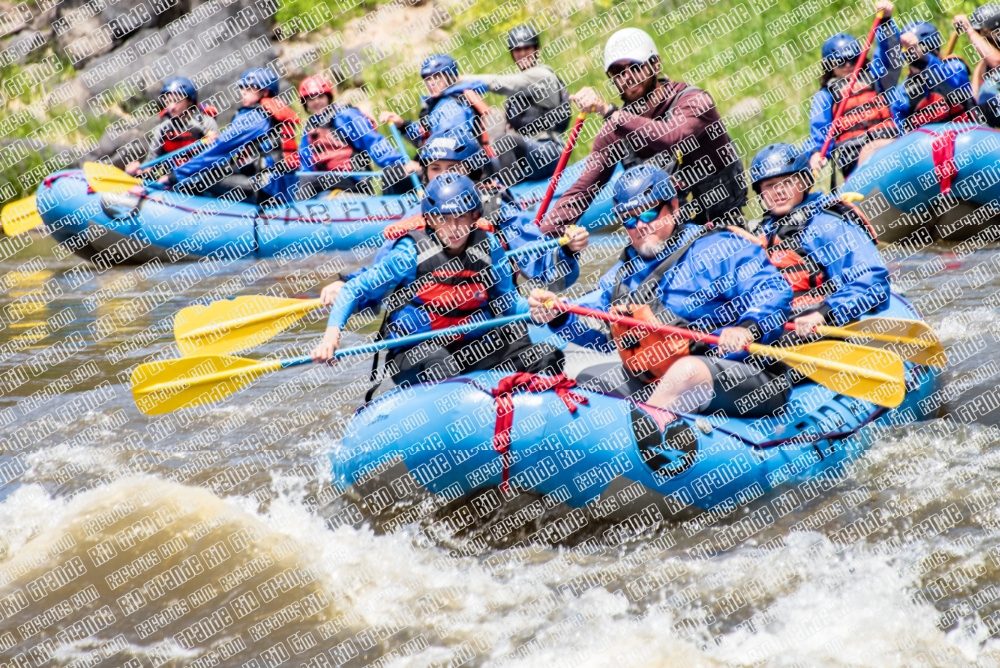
[
  {"xmin": 528, "ymin": 165, "xmax": 793, "ymax": 418},
  {"xmin": 540, "ymin": 27, "xmax": 747, "ymax": 232}
]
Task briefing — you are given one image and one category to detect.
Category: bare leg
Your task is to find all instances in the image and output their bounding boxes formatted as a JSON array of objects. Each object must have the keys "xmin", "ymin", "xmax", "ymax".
[{"xmin": 645, "ymin": 357, "xmax": 715, "ymax": 413}]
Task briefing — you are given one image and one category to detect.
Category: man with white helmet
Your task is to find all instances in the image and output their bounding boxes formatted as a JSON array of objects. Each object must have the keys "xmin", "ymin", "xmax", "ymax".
[{"xmin": 541, "ymin": 27, "xmax": 747, "ymax": 232}]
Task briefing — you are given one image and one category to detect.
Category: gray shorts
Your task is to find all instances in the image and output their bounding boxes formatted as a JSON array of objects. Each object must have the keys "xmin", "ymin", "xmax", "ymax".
[{"xmin": 576, "ymin": 356, "xmax": 790, "ymax": 418}]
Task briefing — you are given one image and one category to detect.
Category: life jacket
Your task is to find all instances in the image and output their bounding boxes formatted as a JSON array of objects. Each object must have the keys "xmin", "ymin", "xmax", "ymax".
[
  {"xmin": 258, "ymin": 96, "xmax": 301, "ymax": 170},
  {"xmin": 608, "ymin": 223, "xmax": 726, "ymax": 382},
  {"xmin": 759, "ymin": 198, "xmax": 877, "ymax": 312},
  {"xmin": 305, "ymin": 105, "xmax": 378, "ymax": 172},
  {"xmin": 827, "ymin": 79, "xmax": 896, "ymax": 147},
  {"xmin": 900, "ymin": 57, "xmax": 974, "ymax": 131},
  {"xmin": 158, "ymin": 105, "xmax": 217, "ymax": 156},
  {"xmin": 503, "ymin": 65, "xmax": 571, "ymax": 139}
]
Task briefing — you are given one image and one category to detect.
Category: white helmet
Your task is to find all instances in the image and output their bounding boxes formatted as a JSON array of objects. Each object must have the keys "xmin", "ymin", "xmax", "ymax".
[{"xmin": 603, "ymin": 28, "xmax": 659, "ymax": 73}]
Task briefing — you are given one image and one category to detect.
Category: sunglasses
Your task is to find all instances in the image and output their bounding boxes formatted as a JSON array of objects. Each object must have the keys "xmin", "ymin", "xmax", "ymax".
[{"xmin": 621, "ymin": 206, "xmax": 661, "ymax": 229}]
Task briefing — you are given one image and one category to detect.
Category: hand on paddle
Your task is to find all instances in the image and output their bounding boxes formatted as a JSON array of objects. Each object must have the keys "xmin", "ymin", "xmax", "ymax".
[
  {"xmin": 793, "ymin": 312, "xmax": 827, "ymax": 338},
  {"xmin": 716, "ymin": 327, "xmax": 754, "ymax": 354},
  {"xmin": 564, "ymin": 226, "xmax": 589, "ymax": 253},
  {"xmin": 570, "ymin": 88, "xmax": 614, "ymax": 119},
  {"xmin": 312, "ymin": 326, "xmax": 342, "ymax": 363},
  {"xmin": 953, "ymin": 14, "xmax": 972, "ymax": 35},
  {"xmin": 528, "ymin": 289, "xmax": 560, "ymax": 324},
  {"xmin": 809, "ymin": 152, "xmax": 827, "ymax": 172},
  {"xmin": 380, "ymin": 111, "xmax": 405, "ymax": 128},
  {"xmin": 320, "ymin": 281, "xmax": 346, "ymax": 306}
]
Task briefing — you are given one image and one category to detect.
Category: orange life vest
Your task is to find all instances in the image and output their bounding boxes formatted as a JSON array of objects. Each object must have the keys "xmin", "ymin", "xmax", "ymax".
[
  {"xmin": 759, "ymin": 199, "xmax": 877, "ymax": 312},
  {"xmin": 828, "ymin": 80, "xmax": 896, "ymax": 146},
  {"xmin": 382, "ymin": 215, "xmax": 495, "ymax": 241},
  {"xmin": 306, "ymin": 106, "xmax": 379, "ymax": 172},
  {"xmin": 259, "ymin": 96, "xmax": 301, "ymax": 170}
]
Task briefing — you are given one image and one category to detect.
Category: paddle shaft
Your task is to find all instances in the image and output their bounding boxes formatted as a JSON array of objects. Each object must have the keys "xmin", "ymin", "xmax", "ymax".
[
  {"xmin": 387, "ymin": 123, "xmax": 425, "ymax": 197},
  {"xmin": 944, "ymin": 30, "xmax": 959, "ymax": 57},
  {"xmin": 298, "ymin": 170, "xmax": 383, "ymax": 177},
  {"xmin": 531, "ymin": 112, "xmax": 588, "ymax": 228},
  {"xmin": 554, "ymin": 302, "xmax": 899, "ymax": 381},
  {"xmin": 819, "ymin": 10, "xmax": 885, "ymax": 159}
]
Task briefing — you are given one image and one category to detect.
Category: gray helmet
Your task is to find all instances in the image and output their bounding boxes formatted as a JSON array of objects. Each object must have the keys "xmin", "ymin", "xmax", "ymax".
[
  {"xmin": 506, "ymin": 24, "xmax": 540, "ymax": 51},
  {"xmin": 972, "ymin": 4, "xmax": 1000, "ymax": 31}
]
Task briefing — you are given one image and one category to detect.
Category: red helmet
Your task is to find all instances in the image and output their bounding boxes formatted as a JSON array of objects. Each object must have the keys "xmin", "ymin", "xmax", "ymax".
[{"xmin": 299, "ymin": 75, "xmax": 333, "ymax": 103}]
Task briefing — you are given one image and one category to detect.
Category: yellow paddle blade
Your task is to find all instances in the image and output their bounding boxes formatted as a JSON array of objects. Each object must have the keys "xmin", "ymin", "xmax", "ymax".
[
  {"xmin": 174, "ymin": 296, "xmax": 323, "ymax": 356},
  {"xmin": 83, "ymin": 161, "xmax": 143, "ymax": 194},
  {"xmin": 131, "ymin": 355, "xmax": 282, "ymax": 415},
  {"xmin": 825, "ymin": 317, "xmax": 946, "ymax": 367},
  {"xmin": 750, "ymin": 339, "xmax": 906, "ymax": 408},
  {"xmin": 1, "ymin": 196, "xmax": 44, "ymax": 236}
]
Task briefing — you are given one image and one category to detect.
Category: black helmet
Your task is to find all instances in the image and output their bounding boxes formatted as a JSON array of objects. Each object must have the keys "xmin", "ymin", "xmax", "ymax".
[
  {"xmin": 972, "ymin": 4, "xmax": 1000, "ymax": 32},
  {"xmin": 506, "ymin": 24, "xmax": 540, "ymax": 51}
]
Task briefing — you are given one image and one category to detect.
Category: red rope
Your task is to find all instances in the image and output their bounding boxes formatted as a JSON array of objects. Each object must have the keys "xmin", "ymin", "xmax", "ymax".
[{"xmin": 490, "ymin": 373, "xmax": 588, "ymax": 493}]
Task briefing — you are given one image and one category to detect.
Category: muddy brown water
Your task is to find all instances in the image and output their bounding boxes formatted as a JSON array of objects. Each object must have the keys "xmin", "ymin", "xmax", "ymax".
[{"xmin": 2, "ymin": 231, "xmax": 1000, "ymax": 666}]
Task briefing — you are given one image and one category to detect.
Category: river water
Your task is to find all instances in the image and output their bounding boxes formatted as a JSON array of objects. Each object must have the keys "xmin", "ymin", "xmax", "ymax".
[{"xmin": 2, "ymin": 230, "xmax": 1000, "ymax": 667}]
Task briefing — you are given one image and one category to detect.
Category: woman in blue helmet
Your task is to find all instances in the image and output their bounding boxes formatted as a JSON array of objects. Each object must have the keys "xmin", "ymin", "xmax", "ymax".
[
  {"xmin": 806, "ymin": 0, "xmax": 902, "ymax": 179},
  {"xmin": 379, "ymin": 54, "xmax": 489, "ymax": 149},
  {"xmin": 749, "ymin": 143, "xmax": 890, "ymax": 338},
  {"xmin": 889, "ymin": 21, "xmax": 974, "ymax": 133},
  {"xmin": 125, "ymin": 78, "xmax": 219, "ymax": 177},
  {"xmin": 311, "ymin": 172, "xmax": 563, "ymax": 387},
  {"xmin": 529, "ymin": 164, "xmax": 794, "ymax": 418},
  {"xmin": 163, "ymin": 68, "xmax": 301, "ymax": 205}
]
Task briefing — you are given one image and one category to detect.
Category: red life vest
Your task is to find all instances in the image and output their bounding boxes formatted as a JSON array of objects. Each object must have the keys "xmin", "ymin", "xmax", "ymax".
[
  {"xmin": 258, "ymin": 96, "xmax": 301, "ymax": 170},
  {"xmin": 828, "ymin": 80, "xmax": 896, "ymax": 146},
  {"xmin": 158, "ymin": 105, "xmax": 217, "ymax": 157},
  {"xmin": 759, "ymin": 199, "xmax": 877, "ymax": 312},
  {"xmin": 901, "ymin": 56, "xmax": 973, "ymax": 131}
]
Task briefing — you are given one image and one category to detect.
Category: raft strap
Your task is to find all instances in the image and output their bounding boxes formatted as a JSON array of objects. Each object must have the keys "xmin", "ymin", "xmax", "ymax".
[{"xmin": 490, "ymin": 372, "xmax": 588, "ymax": 492}]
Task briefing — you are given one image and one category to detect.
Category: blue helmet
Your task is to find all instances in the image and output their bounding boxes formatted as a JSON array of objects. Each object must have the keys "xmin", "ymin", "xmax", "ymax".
[
  {"xmin": 238, "ymin": 68, "xmax": 279, "ymax": 95},
  {"xmin": 419, "ymin": 128, "xmax": 484, "ymax": 164},
  {"xmin": 422, "ymin": 173, "xmax": 482, "ymax": 216},
  {"xmin": 749, "ymin": 143, "xmax": 812, "ymax": 192},
  {"xmin": 420, "ymin": 54, "xmax": 459, "ymax": 79},
  {"xmin": 612, "ymin": 164, "xmax": 677, "ymax": 217},
  {"xmin": 161, "ymin": 77, "xmax": 197, "ymax": 102},
  {"xmin": 904, "ymin": 21, "xmax": 943, "ymax": 53},
  {"xmin": 821, "ymin": 33, "xmax": 862, "ymax": 65}
]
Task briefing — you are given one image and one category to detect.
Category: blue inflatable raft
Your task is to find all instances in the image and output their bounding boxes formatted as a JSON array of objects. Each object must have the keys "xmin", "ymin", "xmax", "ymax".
[
  {"xmin": 34, "ymin": 162, "xmax": 619, "ymax": 267},
  {"xmin": 842, "ymin": 123, "xmax": 1000, "ymax": 243},
  {"xmin": 330, "ymin": 294, "xmax": 941, "ymax": 526}
]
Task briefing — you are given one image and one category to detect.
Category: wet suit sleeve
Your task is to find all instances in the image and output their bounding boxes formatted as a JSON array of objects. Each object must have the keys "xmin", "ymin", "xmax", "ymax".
[
  {"xmin": 801, "ymin": 215, "xmax": 890, "ymax": 326},
  {"xmin": 721, "ymin": 239, "xmax": 794, "ymax": 345},
  {"xmin": 873, "ymin": 18, "xmax": 903, "ymax": 93},
  {"xmin": 500, "ymin": 209, "xmax": 580, "ymax": 291},
  {"xmin": 172, "ymin": 108, "xmax": 269, "ymax": 185},
  {"xmin": 327, "ymin": 238, "xmax": 418, "ymax": 328},
  {"xmin": 334, "ymin": 108, "xmax": 407, "ymax": 168},
  {"xmin": 804, "ymin": 88, "xmax": 835, "ymax": 155}
]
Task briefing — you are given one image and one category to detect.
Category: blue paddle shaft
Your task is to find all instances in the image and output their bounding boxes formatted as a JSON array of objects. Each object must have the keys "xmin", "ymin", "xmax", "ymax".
[
  {"xmin": 298, "ymin": 170, "xmax": 383, "ymax": 177},
  {"xmin": 278, "ymin": 313, "xmax": 532, "ymax": 368},
  {"xmin": 387, "ymin": 123, "xmax": 424, "ymax": 196},
  {"xmin": 506, "ymin": 237, "xmax": 562, "ymax": 258}
]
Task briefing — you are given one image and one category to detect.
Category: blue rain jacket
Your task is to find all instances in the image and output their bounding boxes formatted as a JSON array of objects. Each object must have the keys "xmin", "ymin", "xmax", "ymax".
[
  {"xmin": 549, "ymin": 224, "xmax": 793, "ymax": 357},
  {"xmin": 298, "ymin": 105, "xmax": 408, "ymax": 171},
  {"xmin": 759, "ymin": 192, "xmax": 890, "ymax": 325},
  {"xmin": 402, "ymin": 81, "xmax": 489, "ymax": 147},
  {"xmin": 173, "ymin": 104, "xmax": 296, "ymax": 201}
]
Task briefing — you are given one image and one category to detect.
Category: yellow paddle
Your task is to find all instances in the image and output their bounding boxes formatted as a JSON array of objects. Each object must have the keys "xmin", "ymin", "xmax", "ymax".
[
  {"xmin": 786, "ymin": 317, "xmax": 946, "ymax": 367},
  {"xmin": 174, "ymin": 295, "xmax": 324, "ymax": 356},
  {"xmin": 83, "ymin": 162, "xmax": 146, "ymax": 194},
  {"xmin": 1, "ymin": 195, "xmax": 44, "ymax": 236},
  {"xmin": 554, "ymin": 302, "xmax": 907, "ymax": 408},
  {"xmin": 135, "ymin": 313, "xmax": 534, "ymax": 414}
]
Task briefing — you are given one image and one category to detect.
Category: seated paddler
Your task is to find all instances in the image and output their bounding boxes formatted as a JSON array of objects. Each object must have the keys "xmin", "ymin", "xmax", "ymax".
[
  {"xmin": 749, "ymin": 143, "xmax": 890, "ymax": 339},
  {"xmin": 310, "ymin": 173, "xmax": 564, "ymax": 387},
  {"xmin": 528, "ymin": 164, "xmax": 794, "ymax": 417}
]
